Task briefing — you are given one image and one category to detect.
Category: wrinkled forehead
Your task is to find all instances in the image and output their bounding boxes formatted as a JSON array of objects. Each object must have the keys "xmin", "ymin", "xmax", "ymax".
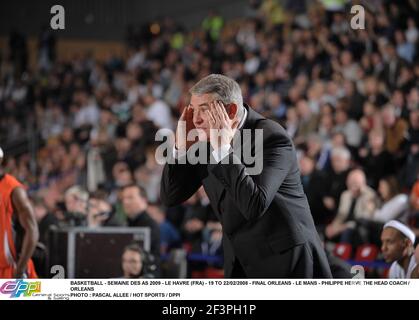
[{"xmin": 189, "ymin": 93, "xmax": 219, "ymax": 109}]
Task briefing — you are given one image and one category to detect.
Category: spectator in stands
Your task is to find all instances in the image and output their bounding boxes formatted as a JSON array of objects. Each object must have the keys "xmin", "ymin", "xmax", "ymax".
[
  {"xmin": 355, "ymin": 176, "xmax": 409, "ymax": 246},
  {"xmin": 120, "ymin": 184, "xmax": 160, "ymax": 274},
  {"xmin": 402, "ymin": 109, "xmax": 419, "ymax": 188},
  {"xmin": 381, "ymin": 220, "xmax": 417, "ymax": 278},
  {"xmin": 305, "ymin": 133, "xmax": 330, "ymax": 171},
  {"xmin": 143, "ymin": 93, "xmax": 173, "ymax": 130},
  {"xmin": 32, "ymin": 197, "xmax": 58, "ymax": 247},
  {"xmin": 181, "ymin": 192, "xmax": 207, "ymax": 254},
  {"xmin": 63, "ymin": 185, "xmax": 89, "ymax": 226},
  {"xmin": 318, "ymin": 113, "xmax": 335, "ymax": 151},
  {"xmin": 285, "ymin": 107, "xmax": 299, "ymax": 139},
  {"xmin": 373, "ymin": 176, "xmax": 409, "ymax": 224},
  {"xmin": 359, "ymin": 101, "xmax": 380, "ymax": 134},
  {"xmin": 73, "ymin": 90, "xmax": 100, "ymax": 129},
  {"xmin": 357, "ymin": 130, "xmax": 395, "ymax": 189},
  {"xmin": 294, "ymin": 99, "xmax": 319, "ymax": 145},
  {"xmin": 325, "ymin": 169, "xmax": 377, "ymax": 245},
  {"xmin": 202, "ymin": 10, "xmax": 224, "ymax": 42},
  {"xmin": 381, "ymin": 105, "xmax": 408, "ymax": 156},
  {"xmin": 334, "ymin": 107, "xmax": 362, "ymax": 149},
  {"xmin": 322, "ymin": 147, "xmax": 352, "ymax": 219},
  {"xmin": 147, "ymin": 203, "xmax": 181, "ymax": 254},
  {"xmin": 299, "ymin": 154, "xmax": 328, "ymax": 229},
  {"xmin": 87, "ymin": 190, "xmax": 123, "ymax": 227},
  {"xmin": 201, "ymin": 221, "xmax": 223, "ymax": 269},
  {"xmin": 121, "ymin": 243, "xmax": 154, "ymax": 278},
  {"xmin": 133, "ymin": 145, "xmax": 163, "ymax": 203}
]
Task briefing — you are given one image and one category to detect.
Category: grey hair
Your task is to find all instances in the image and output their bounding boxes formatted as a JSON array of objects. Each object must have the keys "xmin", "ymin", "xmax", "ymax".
[
  {"xmin": 331, "ymin": 147, "xmax": 351, "ymax": 160},
  {"xmin": 190, "ymin": 74, "xmax": 244, "ymax": 118},
  {"xmin": 65, "ymin": 185, "xmax": 89, "ymax": 202}
]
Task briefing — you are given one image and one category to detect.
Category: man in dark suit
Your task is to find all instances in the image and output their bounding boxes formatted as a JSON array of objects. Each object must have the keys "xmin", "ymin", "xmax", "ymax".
[
  {"xmin": 160, "ymin": 74, "xmax": 332, "ymax": 278},
  {"xmin": 121, "ymin": 184, "xmax": 160, "ymax": 276}
]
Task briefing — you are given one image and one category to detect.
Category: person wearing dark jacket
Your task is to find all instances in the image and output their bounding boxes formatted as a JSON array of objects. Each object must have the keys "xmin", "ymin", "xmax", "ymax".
[
  {"xmin": 160, "ymin": 74, "xmax": 332, "ymax": 278},
  {"xmin": 121, "ymin": 184, "xmax": 160, "ymax": 276}
]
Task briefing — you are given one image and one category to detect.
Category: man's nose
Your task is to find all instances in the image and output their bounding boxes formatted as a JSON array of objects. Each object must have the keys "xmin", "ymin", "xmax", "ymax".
[{"xmin": 193, "ymin": 110, "xmax": 203, "ymax": 124}]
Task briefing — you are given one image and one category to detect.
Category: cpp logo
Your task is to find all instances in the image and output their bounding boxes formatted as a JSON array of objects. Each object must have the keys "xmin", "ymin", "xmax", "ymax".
[{"xmin": 0, "ymin": 280, "xmax": 41, "ymax": 298}]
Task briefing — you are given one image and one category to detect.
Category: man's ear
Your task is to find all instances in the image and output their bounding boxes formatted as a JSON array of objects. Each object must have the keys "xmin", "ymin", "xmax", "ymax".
[
  {"xmin": 227, "ymin": 103, "xmax": 237, "ymax": 119},
  {"xmin": 402, "ymin": 239, "xmax": 412, "ymax": 255}
]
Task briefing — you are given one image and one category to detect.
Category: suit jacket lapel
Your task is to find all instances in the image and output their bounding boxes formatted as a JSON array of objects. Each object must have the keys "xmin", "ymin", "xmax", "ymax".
[{"xmin": 211, "ymin": 104, "xmax": 265, "ymax": 217}]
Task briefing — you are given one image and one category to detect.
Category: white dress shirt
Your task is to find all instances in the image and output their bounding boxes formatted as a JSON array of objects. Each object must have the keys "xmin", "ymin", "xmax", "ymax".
[{"xmin": 173, "ymin": 107, "xmax": 248, "ymax": 163}]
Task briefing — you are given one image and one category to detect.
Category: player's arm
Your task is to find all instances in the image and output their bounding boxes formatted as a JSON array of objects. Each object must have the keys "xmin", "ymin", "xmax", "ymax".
[{"xmin": 11, "ymin": 187, "xmax": 39, "ymax": 278}]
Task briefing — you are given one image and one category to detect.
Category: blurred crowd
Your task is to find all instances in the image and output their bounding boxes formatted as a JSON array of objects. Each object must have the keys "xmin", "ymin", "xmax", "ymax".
[{"xmin": 1, "ymin": 0, "xmax": 419, "ymax": 277}]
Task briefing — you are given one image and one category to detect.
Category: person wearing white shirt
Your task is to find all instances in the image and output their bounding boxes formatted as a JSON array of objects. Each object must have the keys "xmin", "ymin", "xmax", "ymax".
[
  {"xmin": 373, "ymin": 177, "xmax": 409, "ymax": 223},
  {"xmin": 144, "ymin": 94, "xmax": 173, "ymax": 130},
  {"xmin": 162, "ymin": 74, "xmax": 332, "ymax": 278},
  {"xmin": 381, "ymin": 220, "xmax": 417, "ymax": 279}
]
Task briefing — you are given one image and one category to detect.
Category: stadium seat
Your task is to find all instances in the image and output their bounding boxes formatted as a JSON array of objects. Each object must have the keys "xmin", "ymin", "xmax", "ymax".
[
  {"xmin": 355, "ymin": 244, "xmax": 379, "ymax": 262},
  {"xmin": 354, "ymin": 244, "xmax": 380, "ymax": 275},
  {"xmin": 333, "ymin": 243, "xmax": 352, "ymax": 260},
  {"xmin": 205, "ymin": 267, "xmax": 224, "ymax": 278}
]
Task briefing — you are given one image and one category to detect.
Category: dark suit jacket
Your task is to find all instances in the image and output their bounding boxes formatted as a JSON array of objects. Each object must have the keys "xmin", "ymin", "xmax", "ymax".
[
  {"xmin": 127, "ymin": 211, "xmax": 161, "ymax": 277},
  {"xmin": 161, "ymin": 104, "xmax": 332, "ymax": 278}
]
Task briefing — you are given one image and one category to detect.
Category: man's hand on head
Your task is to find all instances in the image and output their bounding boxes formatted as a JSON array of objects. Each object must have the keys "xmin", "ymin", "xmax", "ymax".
[
  {"xmin": 206, "ymin": 101, "xmax": 238, "ymax": 151},
  {"xmin": 175, "ymin": 106, "xmax": 196, "ymax": 151}
]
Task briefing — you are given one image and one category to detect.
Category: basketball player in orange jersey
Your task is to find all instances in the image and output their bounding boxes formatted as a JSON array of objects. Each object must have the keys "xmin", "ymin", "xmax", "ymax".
[{"xmin": 0, "ymin": 147, "xmax": 39, "ymax": 278}]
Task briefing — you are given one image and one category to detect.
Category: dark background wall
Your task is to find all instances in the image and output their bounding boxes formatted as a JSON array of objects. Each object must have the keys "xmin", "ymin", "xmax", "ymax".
[{"xmin": 0, "ymin": 0, "xmax": 249, "ymax": 40}]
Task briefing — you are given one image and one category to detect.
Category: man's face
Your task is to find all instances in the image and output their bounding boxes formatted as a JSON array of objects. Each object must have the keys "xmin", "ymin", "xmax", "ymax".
[
  {"xmin": 122, "ymin": 250, "xmax": 143, "ymax": 278},
  {"xmin": 381, "ymin": 228, "xmax": 407, "ymax": 263},
  {"xmin": 369, "ymin": 132, "xmax": 384, "ymax": 149},
  {"xmin": 299, "ymin": 156, "xmax": 314, "ymax": 176},
  {"xmin": 121, "ymin": 187, "xmax": 146, "ymax": 218},
  {"xmin": 189, "ymin": 94, "xmax": 214, "ymax": 141},
  {"xmin": 347, "ymin": 173, "xmax": 364, "ymax": 196},
  {"xmin": 189, "ymin": 94, "xmax": 235, "ymax": 141},
  {"xmin": 65, "ymin": 193, "xmax": 87, "ymax": 214},
  {"xmin": 331, "ymin": 155, "xmax": 349, "ymax": 173}
]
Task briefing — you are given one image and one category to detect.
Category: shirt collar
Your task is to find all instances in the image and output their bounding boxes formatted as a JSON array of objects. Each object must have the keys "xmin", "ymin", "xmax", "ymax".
[{"xmin": 237, "ymin": 107, "xmax": 247, "ymax": 130}]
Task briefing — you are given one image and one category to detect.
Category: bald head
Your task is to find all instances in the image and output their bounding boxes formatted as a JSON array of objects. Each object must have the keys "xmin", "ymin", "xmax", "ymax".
[
  {"xmin": 0, "ymin": 147, "xmax": 3, "ymax": 166},
  {"xmin": 347, "ymin": 169, "xmax": 366, "ymax": 196}
]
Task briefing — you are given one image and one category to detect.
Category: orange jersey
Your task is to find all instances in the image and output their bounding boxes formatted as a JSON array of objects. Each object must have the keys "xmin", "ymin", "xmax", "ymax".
[
  {"xmin": 412, "ymin": 181, "xmax": 419, "ymax": 210},
  {"xmin": 0, "ymin": 174, "xmax": 37, "ymax": 278}
]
